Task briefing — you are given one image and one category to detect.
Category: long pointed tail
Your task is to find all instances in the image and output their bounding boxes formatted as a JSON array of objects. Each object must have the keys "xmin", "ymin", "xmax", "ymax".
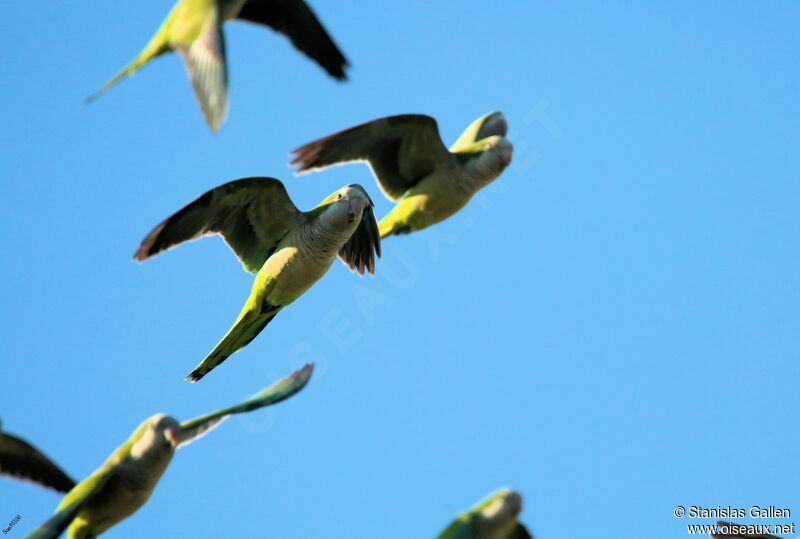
[
  {"xmin": 86, "ymin": 35, "xmax": 169, "ymax": 103},
  {"xmin": 379, "ymin": 219, "xmax": 396, "ymax": 239},
  {"xmin": 186, "ymin": 305, "xmax": 281, "ymax": 383}
]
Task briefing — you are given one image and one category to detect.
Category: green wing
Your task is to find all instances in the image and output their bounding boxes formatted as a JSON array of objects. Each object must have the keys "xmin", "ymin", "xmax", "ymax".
[
  {"xmin": 178, "ymin": 363, "xmax": 314, "ymax": 445},
  {"xmin": 291, "ymin": 115, "xmax": 452, "ymax": 201},
  {"xmin": 134, "ymin": 177, "xmax": 303, "ymax": 274},
  {"xmin": 449, "ymin": 112, "xmax": 508, "ymax": 153},
  {"xmin": 24, "ymin": 470, "xmax": 113, "ymax": 539},
  {"xmin": 436, "ymin": 515, "xmax": 473, "ymax": 539},
  {"xmin": 0, "ymin": 430, "xmax": 75, "ymax": 493},
  {"xmin": 236, "ymin": 0, "xmax": 348, "ymax": 80}
]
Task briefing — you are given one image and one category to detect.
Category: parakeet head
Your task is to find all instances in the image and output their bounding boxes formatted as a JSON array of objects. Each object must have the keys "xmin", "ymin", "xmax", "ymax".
[
  {"xmin": 457, "ymin": 135, "xmax": 514, "ymax": 181},
  {"xmin": 470, "ymin": 488, "xmax": 526, "ymax": 539},
  {"xmin": 316, "ymin": 184, "xmax": 381, "ymax": 274},
  {"xmin": 318, "ymin": 184, "xmax": 372, "ymax": 224},
  {"xmin": 476, "ymin": 489, "xmax": 523, "ymax": 522},
  {"xmin": 451, "ymin": 111, "xmax": 509, "ymax": 152},
  {"xmin": 130, "ymin": 414, "xmax": 181, "ymax": 460}
]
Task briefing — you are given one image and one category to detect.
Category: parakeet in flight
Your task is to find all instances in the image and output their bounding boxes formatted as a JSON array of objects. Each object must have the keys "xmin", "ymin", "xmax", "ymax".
[
  {"xmin": 290, "ymin": 112, "xmax": 513, "ymax": 238},
  {"xmin": 0, "ymin": 420, "xmax": 76, "ymax": 493},
  {"xmin": 134, "ymin": 178, "xmax": 380, "ymax": 382},
  {"xmin": 87, "ymin": 0, "xmax": 349, "ymax": 131},
  {"xmin": 436, "ymin": 489, "xmax": 532, "ymax": 539},
  {"xmin": 23, "ymin": 364, "xmax": 313, "ymax": 539}
]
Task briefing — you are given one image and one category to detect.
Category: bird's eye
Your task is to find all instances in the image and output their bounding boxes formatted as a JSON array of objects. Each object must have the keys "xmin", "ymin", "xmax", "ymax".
[{"xmin": 336, "ymin": 193, "xmax": 343, "ymax": 200}]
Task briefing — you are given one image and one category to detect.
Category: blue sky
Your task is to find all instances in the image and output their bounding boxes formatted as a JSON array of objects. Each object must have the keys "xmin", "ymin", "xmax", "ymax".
[{"xmin": 1, "ymin": 1, "xmax": 799, "ymax": 537}]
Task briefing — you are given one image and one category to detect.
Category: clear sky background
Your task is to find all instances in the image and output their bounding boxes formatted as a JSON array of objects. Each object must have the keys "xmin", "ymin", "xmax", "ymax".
[{"xmin": 1, "ymin": 2, "xmax": 798, "ymax": 538}]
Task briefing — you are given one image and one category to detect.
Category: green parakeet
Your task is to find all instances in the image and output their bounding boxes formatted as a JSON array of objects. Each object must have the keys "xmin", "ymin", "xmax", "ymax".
[
  {"xmin": 290, "ymin": 112, "xmax": 513, "ymax": 238},
  {"xmin": 88, "ymin": 0, "xmax": 349, "ymax": 131},
  {"xmin": 24, "ymin": 364, "xmax": 313, "ymax": 539},
  {"xmin": 134, "ymin": 178, "xmax": 380, "ymax": 382},
  {"xmin": 436, "ymin": 489, "xmax": 532, "ymax": 539},
  {"xmin": 0, "ymin": 420, "xmax": 76, "ymax": 493}
]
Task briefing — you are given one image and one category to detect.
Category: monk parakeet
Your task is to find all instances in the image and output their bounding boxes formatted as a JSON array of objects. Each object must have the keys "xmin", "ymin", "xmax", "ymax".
[
  {"xmin": 24, "ymin": 364, "xmax": 313, "ymax": 539},
  {"xmin": 436, "ymin": 489, "xmax": 532, "ymax": 539},
  {"xmin": 134, "ymin": 178, "xmax": 380, "ymax": 382},
  {"xmin": 88, "ymin": 0, "xmax": 349, "ymax": 131},
  {"xmin": 712, "ymin": 521, "xmax": 784, "ymax": 539},
  {"xmin": 0, "ymin": 420, "xmax": 76, "ymax": 493},
  {"xmin": 290, "ymin": 112, "xmax": 513, "ymax": 238}
]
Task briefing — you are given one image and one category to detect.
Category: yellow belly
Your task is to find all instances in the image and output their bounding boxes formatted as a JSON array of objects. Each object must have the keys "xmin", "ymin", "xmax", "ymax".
[
  {"xmin": 380, "ymin": 173, "xmax": 472, "ymax": 235},
  {"xmin": 256, "ymin": 245, "xmax": 333, "ymax": 307}
]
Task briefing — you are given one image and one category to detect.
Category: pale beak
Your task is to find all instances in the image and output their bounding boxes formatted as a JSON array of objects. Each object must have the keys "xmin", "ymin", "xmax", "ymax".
[
  {"xmin": 500, "ymin": 146, "xmax": 513, "ymax": 167},
  {"xmin": 165, "ymin": 427, "xmax": 180, "ymax": 448},
  {"xmin": 348, "ymin": 197, "xmax": 366, "ymax": 221}
]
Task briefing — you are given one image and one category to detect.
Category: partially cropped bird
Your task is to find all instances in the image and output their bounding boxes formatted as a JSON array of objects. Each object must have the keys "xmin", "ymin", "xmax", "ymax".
[
  {"xmin": 711, "ymin": 521, "xmax": 784, "ymax": 539},
  {"xmin": 436, "ymin": 489, "xmax": 532, "ymax": 539},
  {"xmin": 24, "ymin": 364, "xmax": 313, "ymax": 539},
  {"xmin": 87, "ymin": 0, "xmax": 349, "ymax": 131},
  {"xmin": 0, "ymin": 420, "xmax": 76, "ymax": 493},
  {"xmin": 291, "ymin": 112, "xmax": 513, "ymax": 238},
  {"xmin": 134, "ymin": 178, "xmax": 380, "ymax": 382}
]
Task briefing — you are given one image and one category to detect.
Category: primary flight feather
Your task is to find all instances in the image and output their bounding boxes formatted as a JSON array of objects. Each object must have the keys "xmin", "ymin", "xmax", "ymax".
[
  {"xmin": 0, "ymin": 420, "xmax": 76, "ymax": 493},
  {"xmin": 87, "ymin": 0, "xmax": 349, "ymax": 131},
  {"xmin": 23, "ymin": 364, "xmax": 313, "ymax": 539},
  {"xmin": 134, "ymin": 178, "xmax": 380, "ymax": 382},
  {"xmin": 291, "ymin": 112, "xmax": 513, "ymax": 238}
]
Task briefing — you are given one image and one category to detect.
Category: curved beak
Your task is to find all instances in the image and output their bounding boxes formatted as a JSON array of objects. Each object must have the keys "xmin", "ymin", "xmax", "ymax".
[
  {"xmin": 501, "ymin": 146, "xmax": 513, "ymax": 167},
  {"xmin": 165, "ymin": 426, "xmax": 180, "ymax": 448},
  {"xmin": 348, "ymin": 197, "xmax": 366, "ymax": 221}
]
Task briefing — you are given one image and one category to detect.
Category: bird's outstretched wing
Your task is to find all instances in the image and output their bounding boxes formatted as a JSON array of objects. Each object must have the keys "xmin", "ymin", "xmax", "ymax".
[
  {"xmin": 0, "ymin": 431, "xmax": 75, "ymax": 493},
  {"xmin": 134, "ymin": 177, "xmax": 303, "ymax": 274},
  {"xmin": 178, "ymin": 7, "xmax": 228, "ymax": 131},
  {"xmin": 178, "ymin": 363, "xmax": 314, "ymax": 445},
  {"xmin": 236, "ymin": 0, "xmax": 348, "ymax": 80},
  {"xmin": 24, "ymin": 471, "xmax": 114, "ymax": 539},
  {"xmin": 291, "ymin": 115, "xmax": 451, "ymax": 201},
  {"xmin": 337, "ymin": 190, "xmax": 381, "ymax": 275}
]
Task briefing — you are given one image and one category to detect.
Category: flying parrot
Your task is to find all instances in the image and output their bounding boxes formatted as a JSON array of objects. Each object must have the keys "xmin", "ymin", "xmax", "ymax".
[
  {"xmin": 0, "ymin": 420, "xmax": 76, "ymax": 493},
  {"xmin": 87, "ymin": 0, "xmax": 349, "ymax": 131},
  {"xmin": 290, "ymin": 112, "xmax": 513, "ymax": 238},
  {"xmin": 134, "ymin": 178, "xmax": 380, "ymax": 382},
  {"xmin": 23, "ymin": 364, "xmax": 313, "ymax": 539},
  {"xmin": 436, "ymin": 489, "xmax": 532, "ymax": 539}
]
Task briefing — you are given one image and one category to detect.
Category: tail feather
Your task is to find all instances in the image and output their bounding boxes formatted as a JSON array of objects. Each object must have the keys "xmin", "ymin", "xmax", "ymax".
[
  {"xmin": 379, "ymin": 217, "xmax": 412, "ymax": 238},
  {"xmin": 186, "ymin": 307, "xmax": 280, "ymax": 383},
  {"xmin": 86, "ymin": 35, "xmax": 169, "ymax": 103}
]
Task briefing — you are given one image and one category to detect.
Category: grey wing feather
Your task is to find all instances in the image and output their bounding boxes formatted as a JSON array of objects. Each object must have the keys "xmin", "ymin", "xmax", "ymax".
[
  {"xmin": 134, "ymin": 177, "xmax": 302, "ymax": 274},
  {"xmin": 237, "ymin": 0, "xmax": 348, "ymax": 79},
  {"xmin": 291, "ymin": 114, "xmax": 451, "ymax": 201},
  {"xmin": 0, "ymin": 432, "xmax": 75, "ymax": 493},
  {"xmin": 180, "ymin": 14, "xmax": 228, "ymax": 131}
]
